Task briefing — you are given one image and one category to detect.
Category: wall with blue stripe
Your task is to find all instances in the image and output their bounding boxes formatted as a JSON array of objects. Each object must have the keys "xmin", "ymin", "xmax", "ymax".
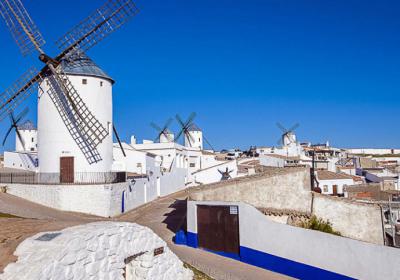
[{"xmin": 184, "ymin": 200, "xmax": 400, "ymax": 280}]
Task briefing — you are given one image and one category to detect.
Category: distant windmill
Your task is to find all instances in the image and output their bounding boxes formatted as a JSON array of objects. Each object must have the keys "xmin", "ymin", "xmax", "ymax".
[
  {"xmin": 2, "ymin": 107, "xmax": 29, "ymax": 150},
  {"xmin": 175, "ymin": 112, "xmax": 215, "ymax": 150},
  {"xmin": 218, "ymin": 167, "xmax": 234, "ymax": 181},
  {"xmin": 150, "ymin": 118, "xmax": 174, "ymax": 143},
  {"xmin": 276, "ymin": 122, "xmax": 300, "ymax": 146}
]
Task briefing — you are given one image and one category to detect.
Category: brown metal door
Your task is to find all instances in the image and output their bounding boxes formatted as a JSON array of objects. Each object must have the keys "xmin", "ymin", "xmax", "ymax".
[
  {"xmin": 332, "ymin": 185, "xmax": 338, "ymax": 195},
  {"xmin": 60, "ymin": 157, "xmax": 74, "ymax": 183},
  {"xmin": 197, "ymin": 205, "xmax": 239, "ymax": 255}
]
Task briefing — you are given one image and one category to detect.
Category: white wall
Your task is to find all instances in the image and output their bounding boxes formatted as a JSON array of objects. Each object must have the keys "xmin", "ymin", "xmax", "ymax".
[
  {"xmin": 4, "ymin": 151, "xmax": 38, "ymax": 171},
  {"xmin": 318, "ymin": 178, "xmax": 354, "ymax": 195},
  {"xmin": 346, "ymin": 148, "xmax": 400, "ymax": 155},
  {"xmin": 192, "ymin": 160, "xmax": 237, "ymax": 185},
  {"xmin": 112, "ymin": 143, "xmax": 148, "ymax": 174},
  {"xmin": 259, "ymin": 155, "xmax": 285, "ymax": 167},
  {"xmin": 187, "ymin": 201, "xmax": 400, "ymax": 280}
]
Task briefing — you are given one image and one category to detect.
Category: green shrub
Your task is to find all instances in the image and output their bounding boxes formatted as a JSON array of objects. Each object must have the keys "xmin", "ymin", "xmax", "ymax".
[{"xmin": 300, "ymin": 215, "xmax": 341, "ymax": 236}]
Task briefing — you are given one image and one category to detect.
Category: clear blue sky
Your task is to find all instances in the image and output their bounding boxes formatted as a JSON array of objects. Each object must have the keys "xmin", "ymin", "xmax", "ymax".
[{"xmin": 0, "ymin": 0, "xmax": 399, "ymax": 152}]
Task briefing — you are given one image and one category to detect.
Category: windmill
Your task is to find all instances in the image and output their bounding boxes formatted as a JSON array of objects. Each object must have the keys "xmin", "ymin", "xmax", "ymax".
[
  {"xmin": 276, "ymin": 122, "xmax": 300, "ymax": 146},
  {"xmin": 175, "ymin": 112, "xmax": 215, "ymax": 150},
  {"xmin": 218, "ymin": 167, "xmax": 234, "ymax": 181},
  {"xmin": 0, "ymin": 0, "xmax": 139, "ymax": 164},
  {"xmin": 2, "ymin": 107, "xmax": 28, "ymax": 150},
  {"xmin": 150, "ymin": 118, "xmax": 174, "ymax": 143}
]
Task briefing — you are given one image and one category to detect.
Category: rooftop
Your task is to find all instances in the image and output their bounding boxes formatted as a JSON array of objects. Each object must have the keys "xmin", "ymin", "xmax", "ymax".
[
  {"xmin": 187, "ymin": 123, "xmax": 202, "ymax": 132},
  {"xmin": 317, "ymin": 170, "xmax": 354, "ymax": 180},
  {"xmin": 17, "ymin": 120, "xmax": 36, "ymax": 131},
  {"xmin": 60, "ymin": 53, "xmax": 113, "ymax": 83}
]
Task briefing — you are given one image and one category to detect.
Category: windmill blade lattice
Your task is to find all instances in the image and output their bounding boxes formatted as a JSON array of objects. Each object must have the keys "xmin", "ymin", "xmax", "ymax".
[
  {"xmin": 0, "ymin": 67, "xmax": 42, "ymax": 121},
  {"xmin": 55, "ymin": 0, "xmax": 139, "ymax": 60},
  {"xmin": 0, "ymin": 0, "xmax": 45, "ymax": 55}
]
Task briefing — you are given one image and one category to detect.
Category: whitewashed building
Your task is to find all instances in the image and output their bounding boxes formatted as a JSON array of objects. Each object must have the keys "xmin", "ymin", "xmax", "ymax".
[{"xmin": 316, "ymin": 170, "xmax": 355, "ymax": 196}]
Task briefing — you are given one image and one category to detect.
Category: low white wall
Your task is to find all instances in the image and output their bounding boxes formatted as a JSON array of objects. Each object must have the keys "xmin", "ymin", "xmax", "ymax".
[
  {"xmin": 192, "ymin": 160, "xmax": 237, "ymax": 185},
  {"xmin": 187, "ymin": 201, "xmax": 400, "ymax": 280},
  {"xmin": 259, "ymin": 155, "xmax": 285, "ymax": 167},
  {"xmin": 1, "ymin": 222, "xmax": 193, "ymax": 280},
  {"xmin": 6, "ymin": 183, "xmax": 126, "ymax": 217}
]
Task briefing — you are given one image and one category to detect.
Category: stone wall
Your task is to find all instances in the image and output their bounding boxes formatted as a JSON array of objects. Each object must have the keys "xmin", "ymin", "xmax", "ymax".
[
  {"xmin": 188, "ymin": 167, "xmax": 384, "ymax": 244},
  {"xmin": 189, "ymin": 167, "xmax": 312, "ymax": 213},
  {"xmin": 1, "ymin": 222, "xmax": 193, "ymax": 280},
  {"xmin": 312, "ymin": 193, "xmax": 384, "ymax": 244}
]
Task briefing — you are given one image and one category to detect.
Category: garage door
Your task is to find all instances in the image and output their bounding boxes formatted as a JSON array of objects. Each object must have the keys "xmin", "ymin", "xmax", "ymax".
[{"xmin": 197, "ymin": 205, "xmax": 239, "ymax": 255}]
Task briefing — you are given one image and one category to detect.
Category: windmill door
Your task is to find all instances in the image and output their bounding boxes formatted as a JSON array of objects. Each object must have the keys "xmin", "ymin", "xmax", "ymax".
[
  {"xmin": 60, "ymin": 157, "xmax": 74, "ymax": 183},
  {"xmin": 197, "ymin": 205, "xmax": 240, "ymax": 255}
]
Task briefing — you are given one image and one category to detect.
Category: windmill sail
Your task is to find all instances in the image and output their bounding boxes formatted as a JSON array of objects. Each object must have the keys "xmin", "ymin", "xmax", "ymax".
[
  {"xmin": 0, "ymin": 67, "xmax": 42, "ymax": 121},
  {"xmin": 0, "ymin": 0, "xmax": 45, "ymax": 55},
  {"xmin": 55, "ymin": 0, "xmax": 139, "ymax": 59}
]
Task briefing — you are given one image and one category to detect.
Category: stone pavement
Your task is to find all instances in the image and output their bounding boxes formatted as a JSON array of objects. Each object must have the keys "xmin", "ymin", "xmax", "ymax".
[{"xmin": 0, "ymin": 192, "xmax": 293, "ymax": 279}]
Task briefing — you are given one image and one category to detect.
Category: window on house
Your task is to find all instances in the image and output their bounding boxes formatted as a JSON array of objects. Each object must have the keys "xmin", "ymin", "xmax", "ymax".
[
  {"xmin": 190, "ymin": 163, "xmax": 195, "ymax": 167},
  {"xmin": 82, "ymin": 79, "xmax": 87, "ymax": 85},
  {"xmin": 30, "ymin": 148, "xmax": 34, "ymax": 151},
  {"xmin": 100, "ymin": 81, "xmax": 103, "ymax": 87},
  {"xmin": 31, "ymin": 137, "xmax": 34, "ymax": 142},
  {"xmin": 137, "ymin": 163, "xmax": 142, "ymax": 167},
  {"xmin": 323, "ymin": 185, "xmax": 328, "ymax": 193}
]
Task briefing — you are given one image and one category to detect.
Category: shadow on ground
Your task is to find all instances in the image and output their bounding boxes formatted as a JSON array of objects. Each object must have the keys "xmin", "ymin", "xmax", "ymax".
[{"xmin": 162, "ymin": 198, "xmax": 187, "ymax": 238}]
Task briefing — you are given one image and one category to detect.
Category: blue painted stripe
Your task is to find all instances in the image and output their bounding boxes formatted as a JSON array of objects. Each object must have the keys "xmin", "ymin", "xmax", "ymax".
[
  {"xmin": 240, "ymin": 246, "xmax": 355, "ymax": 280},
  {"xmin": 186, "ymin": 232, "xmax": 355, "ymax": 280},
  {"xmin": 186, "ymin": 232, "xmax": 198, "ymax": 248}
]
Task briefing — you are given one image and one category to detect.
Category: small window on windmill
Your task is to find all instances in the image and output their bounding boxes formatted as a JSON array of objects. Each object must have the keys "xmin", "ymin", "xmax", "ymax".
[
  {"xmin": 82, "ymin": 79, "xmax": 87, "ymax": 85},
  {"xmin": 190, "ymin": 163, "xmax": 195, "ymax": 167},
  {"xmin": 31, "ymin": 137, "xmax": 34, "ymax": 142},
  {"xmin": 100, "ymin": 81, "xmax": 103, "ymax": 87}
]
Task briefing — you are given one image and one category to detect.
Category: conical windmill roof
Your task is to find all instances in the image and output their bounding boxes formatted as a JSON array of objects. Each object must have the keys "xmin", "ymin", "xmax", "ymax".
[
  {"xmin": 17, "ymin": 120, "xmax": 36, "ymax": 130},
  {"xmin": 162, "ymin": 128, "xmax": 174, "ymax": 134},
  {"xmin": 60, "ymin": 53, "xmax": 114, "ymax": 83},
  {"xmin": 187, "ymin": 123, "xmax": 202, "ymax": 132}
]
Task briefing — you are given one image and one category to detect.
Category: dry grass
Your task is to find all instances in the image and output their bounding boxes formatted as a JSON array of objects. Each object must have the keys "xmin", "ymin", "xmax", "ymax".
[{"xmin": 184, "ymin": 263, "xmax": 214, "ymax": 280}]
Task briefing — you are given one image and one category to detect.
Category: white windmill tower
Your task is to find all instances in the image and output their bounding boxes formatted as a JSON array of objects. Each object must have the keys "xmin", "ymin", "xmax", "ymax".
[
  {"xmin": 150, "ymin": 118, "xmax": 175, "ymax": 143},
  {"xmin": 0, "ymin": 0, "xmax": 138, "ymax": 181},
  {"xmin": 175, "ymin": 112, "xmax": 215, "ymax": 150}
]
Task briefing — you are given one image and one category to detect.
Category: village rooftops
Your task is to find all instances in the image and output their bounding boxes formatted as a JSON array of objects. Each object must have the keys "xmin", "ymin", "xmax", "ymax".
[{"xmin": 317, "ymin": 170, "xmax": 355, "ymax": 180}]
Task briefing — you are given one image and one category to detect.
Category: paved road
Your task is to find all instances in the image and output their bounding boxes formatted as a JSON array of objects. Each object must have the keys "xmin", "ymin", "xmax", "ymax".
[
  {"xmin": 117, "ymin": 191, "xmax": 293, "ymax": 280},
  {"xmin": 0, "ymin": 192, "xmax": 292, "ymax": 280}
]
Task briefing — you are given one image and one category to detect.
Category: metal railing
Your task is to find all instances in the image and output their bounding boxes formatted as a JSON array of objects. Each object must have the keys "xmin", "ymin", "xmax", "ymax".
[{"xmin": 0, "ymin": 171, "xmax": 126, "ymax": 185}]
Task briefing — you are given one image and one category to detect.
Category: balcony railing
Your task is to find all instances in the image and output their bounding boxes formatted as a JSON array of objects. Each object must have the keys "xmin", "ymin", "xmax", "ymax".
[{"xmin": 0, "ymin": 171, "xmax": 126, "ymax": 185}]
